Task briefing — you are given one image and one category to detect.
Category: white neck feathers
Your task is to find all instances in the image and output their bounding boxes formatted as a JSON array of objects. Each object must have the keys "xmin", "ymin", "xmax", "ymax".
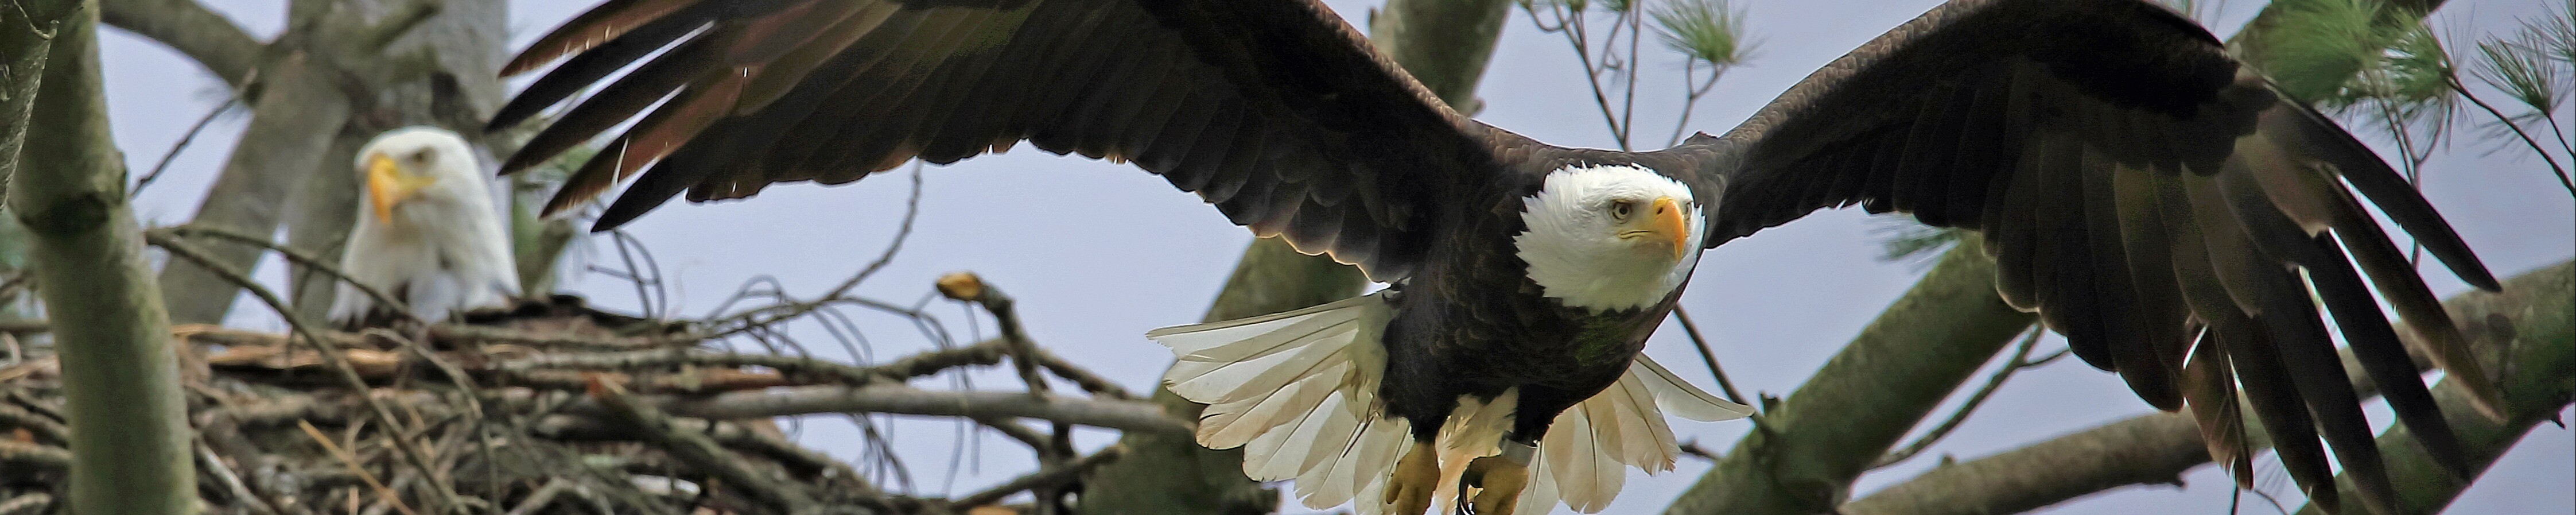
[{"xmin": 1512, "ymin": 165, "xmax": 1705, "ymax": 312}]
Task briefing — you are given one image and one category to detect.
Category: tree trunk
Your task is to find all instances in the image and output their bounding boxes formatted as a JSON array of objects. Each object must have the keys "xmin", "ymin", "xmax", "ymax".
[
  {"xmin": 157, "ymin": 54, "xmax": 349, "ymax": 323},
  {"xmin": 7, "ymin": 1, "xmax": 196, "ymax": 513},
  {"xmin": 1077, "ymin": 1, "xmax": 1514, "ymax": 512},
  {"xmin": 283, "ymin": 0, "xmax": 511, "ymax": 318},
  {"xmin": 135, "ymin": 0, "xmax": 510, "ymax": 324}
]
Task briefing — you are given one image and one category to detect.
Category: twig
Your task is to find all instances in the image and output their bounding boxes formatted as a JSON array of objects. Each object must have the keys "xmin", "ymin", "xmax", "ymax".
[
  {"xmin": 589, "ymin": 377, "xmax": 817, "ymax": 515},
  {"xmin": 700, "ymin": 165, "xmax": 924, "ymax": 338},
  {"xmin": 974, "ymin": 416, "xmax": 1052, "ymax": 451},
  {"xmin": 157, "ymin": 224, "xmax": 415, "ymax": 322},
  {"xmin": 2451, "ymin": 77, "xmax": 2576, "ymax": 196},
  {"xmin": 0, "ymin": 493, "xmax": 49, "ymax": 515},
  {"xmin": 547, "ymin": 384, "xmax": 1191, "ymax": 436},
  {"xmin": 0, "ymin": 439, "xmax": 67, "ymax": 472},
  {"xmin": 297, "ymin": 420, "xmax": 421, "ymax": 515},
  {"xmin": 147, "ymin": 235, "xmax": 464, "ymax": 510},
  {"xmin": 131, "ymin": 98, "xmax": 235, "ymax": 198},
  {"xmin": 197, "ymin": 440, "xmax": 282, "ymax": 515},
  {"xmin": 499, "ymin": 338, "xmax": 1012, "ymax": 388},
  {"xmin": 0, "ymin": 319, "xmax": 44, "ymax": 334},
  {"xmin": 0, "ymin": 402, "xmax": 65, "ymax": 444},
  {"xmin": 1031, "ymin": 347, "xmax": 1134, "ymax": 400},
  {"xmin": 1871, "ymin": 324, "xmax": 2056, "ymax": 470},
  {"xmin": 1671, "ymin": 307, "xmax": 1749, "ymax": 405},
  {"xmin": 935, "ymin": 273, "xmax": 1051, "ymax": 400},
  {"xmin": 950, "ymin": 445, "xmax": 1126, "ymax": 508},
  {"xmin": 503, "ymin": 478, "xmax": 570, "ymax": 515}
]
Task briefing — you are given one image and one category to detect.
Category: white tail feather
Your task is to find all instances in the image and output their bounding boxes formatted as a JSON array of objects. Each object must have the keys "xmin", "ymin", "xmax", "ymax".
[
  {"xmin": 1149, "ymin": 292, "xmax": 1402, "ymax": 511},
  {"xmin": 1152, "ymin": 295, "xmax": 1755, "ymax": 515},
  {"xmin": 1516, "ymin": 355, "xmax": 1755, "ymax": 513},
  {"xmin": 1633, "ymin": 354, "xmax": 1754, "ymax": 421}
]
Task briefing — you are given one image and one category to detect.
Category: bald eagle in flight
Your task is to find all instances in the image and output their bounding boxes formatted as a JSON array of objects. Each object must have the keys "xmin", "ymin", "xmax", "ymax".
[
  {"xmin": 487, "ymin": 0, "xmax": 2503, "ymax": 513},
  {"xmin": 330, "ymin": 127, "xmax": 520, "ymax": 327}
]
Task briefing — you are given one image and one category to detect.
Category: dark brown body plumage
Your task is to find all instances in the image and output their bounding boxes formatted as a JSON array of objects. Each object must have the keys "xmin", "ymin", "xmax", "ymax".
[{"xmin": 492, "ymin": 0, "xmax": 2503, "ymax": 512}]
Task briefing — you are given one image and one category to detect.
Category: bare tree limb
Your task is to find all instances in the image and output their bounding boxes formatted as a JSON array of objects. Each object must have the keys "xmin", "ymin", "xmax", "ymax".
[
  {"xmin": 154, "ymin": 51, "xmax": 349, "ymax": 324},
  {"xmin": 1664, "ymin": 237, "xmax": 2037, "ymax": 514},
  {"xmin": 0, "ymin": 493, "xmax": 50, "ymax": 515},
  {"xmin": 549, "ymin": 384, "xmax": 1191, "ymax": 437},
  {"xmin": 0, "ymin": 439, "xmax": 69, "ymax": 473},
  {"xmin": 590, "ymin": 378, "xmax": 818, "ymax": 515},
  {"xmin": 148, "ymin": 233, "xmax": 466, "ymax": 512},
  {"xmin": 1870, "ymin": 325, "xmax": 2058, "ymax": 470},
  {"xmin": 97, "ymin": 0, "xmax": 259, "ymax": 86},
  {"xmin": 1839, "ymin": 261, "xmax": 2571, "ymax": 515},
  {"xmin": 953, "ymin": 445, "xmax": 1127, "ymax": 509},
  {"xmin": 5, "ymin": 2, "xmax": 197, "ymax": 514}
]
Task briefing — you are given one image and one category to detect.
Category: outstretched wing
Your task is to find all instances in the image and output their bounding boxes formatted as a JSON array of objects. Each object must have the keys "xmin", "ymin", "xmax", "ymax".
[
  {"xmin": 492, "ymin": 0, "xmax": 1507, "ymax": 282},
  {"xmin": 1701, "ymin": 0, "xmax": 2503, "ymax": 512}
]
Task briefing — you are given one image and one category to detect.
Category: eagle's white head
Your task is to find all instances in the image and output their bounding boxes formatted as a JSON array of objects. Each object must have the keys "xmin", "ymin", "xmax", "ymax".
[
  {"xmin": 1513, "ymin": 164, "xmax": 1705, "ymax": 312},
  {"xmin": 330, "ymin": 126, "xmax": 519, "ymax": 324},
  {"xmin": 356, "ymin": 126, "xmax": 489, "ymax": 226}
]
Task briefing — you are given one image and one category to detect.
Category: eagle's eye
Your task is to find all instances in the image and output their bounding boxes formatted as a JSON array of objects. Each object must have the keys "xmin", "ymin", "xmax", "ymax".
[
  {"xmin": 409, "ymin": 149, "xmax": 436, "ymax": 165},
  {"xmin": 1608, "ymin": 200, "xmax": 1635, "ymax": 220}
]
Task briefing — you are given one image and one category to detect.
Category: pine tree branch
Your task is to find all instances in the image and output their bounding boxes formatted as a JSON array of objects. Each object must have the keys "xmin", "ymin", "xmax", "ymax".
[
  {"xmin": 5, "ymin": 1, "xmax": 197, "ymax": 513},
  {"xmin": 1837, "ymin": 261, "xmax": 2570, "ymax": 515}
]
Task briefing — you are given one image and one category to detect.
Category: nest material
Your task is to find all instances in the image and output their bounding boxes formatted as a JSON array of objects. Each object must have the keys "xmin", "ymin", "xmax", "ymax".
[{"xmin": 0, "ymin": 295, "xmax": 1125, "ymax": 515}]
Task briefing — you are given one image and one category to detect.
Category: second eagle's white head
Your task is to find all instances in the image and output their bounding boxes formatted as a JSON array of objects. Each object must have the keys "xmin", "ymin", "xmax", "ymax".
[
  {"xmin": 329, "ymin": 126, "xmax": 520, "ymax": 324},
  {"xmin": 1514, "ymin": 164, "xmax": 1705, "ymax": 312}
]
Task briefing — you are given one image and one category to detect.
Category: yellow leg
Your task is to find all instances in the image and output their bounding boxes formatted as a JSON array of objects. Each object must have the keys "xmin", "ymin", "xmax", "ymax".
[
  {"xmin": 1384, "ymin": 440, "xmax": 1439, "ymax": 515},
  {"xmin": 1463, "ymin": 455, "xmax": 1529, "ymax": 515}
]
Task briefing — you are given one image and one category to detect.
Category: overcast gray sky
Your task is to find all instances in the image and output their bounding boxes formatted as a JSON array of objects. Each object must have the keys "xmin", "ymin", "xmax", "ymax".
[{"xmin": 97, "ymin": 0, "xmax": 2571, "ymax": 513}]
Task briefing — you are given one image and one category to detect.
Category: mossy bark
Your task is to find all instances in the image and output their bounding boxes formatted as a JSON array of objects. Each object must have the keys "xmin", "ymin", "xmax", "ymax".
[{"xmin": 7, "ymin": 1, "xmax": 196, "ymax": 512}]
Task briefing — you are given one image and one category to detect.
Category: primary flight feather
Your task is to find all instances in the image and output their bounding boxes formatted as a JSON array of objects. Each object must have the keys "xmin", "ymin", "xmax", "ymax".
[{"xmin": 490, "ymin": 0, "xmax": 2501, "ymax": 513}]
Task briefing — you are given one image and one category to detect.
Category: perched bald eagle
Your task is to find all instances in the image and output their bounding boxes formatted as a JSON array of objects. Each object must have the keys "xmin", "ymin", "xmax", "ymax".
[
  {"xmin": 329, "ymin": 127, "xmax": 520, "ymax": 327},
  {"xmin": 487, "ymin": 0, "xmax": 2503, "ymax": 513}
]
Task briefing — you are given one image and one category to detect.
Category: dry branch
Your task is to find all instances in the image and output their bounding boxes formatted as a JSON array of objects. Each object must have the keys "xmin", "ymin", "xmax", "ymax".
[
  {"xmin": 551, "ymin": 385, "xmax": 1188, "ymax": 436},
  {"xmin": 98, "ymin": 0, "xmax": 259, "ymax": 86},
  {"xmin": 592, "ymin": 378, "xmax": 819, "ymax": 515}
]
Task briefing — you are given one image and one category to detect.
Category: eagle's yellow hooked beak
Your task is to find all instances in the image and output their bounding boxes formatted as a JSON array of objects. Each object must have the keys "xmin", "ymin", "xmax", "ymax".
[
  {"xmin": 1652, "ymin": 196, "xmax": 1688, "ymax": 261},
  {"xmin": 366, "ymin": 153, "xmax": 434, "ymax": 223}
]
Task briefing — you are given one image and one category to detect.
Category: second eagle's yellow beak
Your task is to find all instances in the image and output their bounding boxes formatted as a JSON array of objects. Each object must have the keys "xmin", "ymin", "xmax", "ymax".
[
  {"xmin": 1652, "ymin": 196, "xmax": 1688, "ymax": 261},
  {"xmin": 366, "ymin": 153, "xmax": 435, "ymax": 222}
]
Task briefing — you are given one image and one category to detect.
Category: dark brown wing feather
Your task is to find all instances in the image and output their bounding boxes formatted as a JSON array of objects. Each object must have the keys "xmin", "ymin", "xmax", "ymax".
[
  {"xmin": 1700, "ymin": 0, "xmax": 2504, "ymax": 511},
  {"xmin": 491, "ymin": 0, "xmax": 1508, "ymax": 282}
]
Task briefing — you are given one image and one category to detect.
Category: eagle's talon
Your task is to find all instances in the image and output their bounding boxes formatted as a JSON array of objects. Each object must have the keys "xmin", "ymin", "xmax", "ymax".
[
  {"xmin": 1385, "ymin": 440, "xmax": 1439, "ymax": 515},
  {"xmin": 1462, "ymin": 455, "xmax": 1529, "ymax": 515}
]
